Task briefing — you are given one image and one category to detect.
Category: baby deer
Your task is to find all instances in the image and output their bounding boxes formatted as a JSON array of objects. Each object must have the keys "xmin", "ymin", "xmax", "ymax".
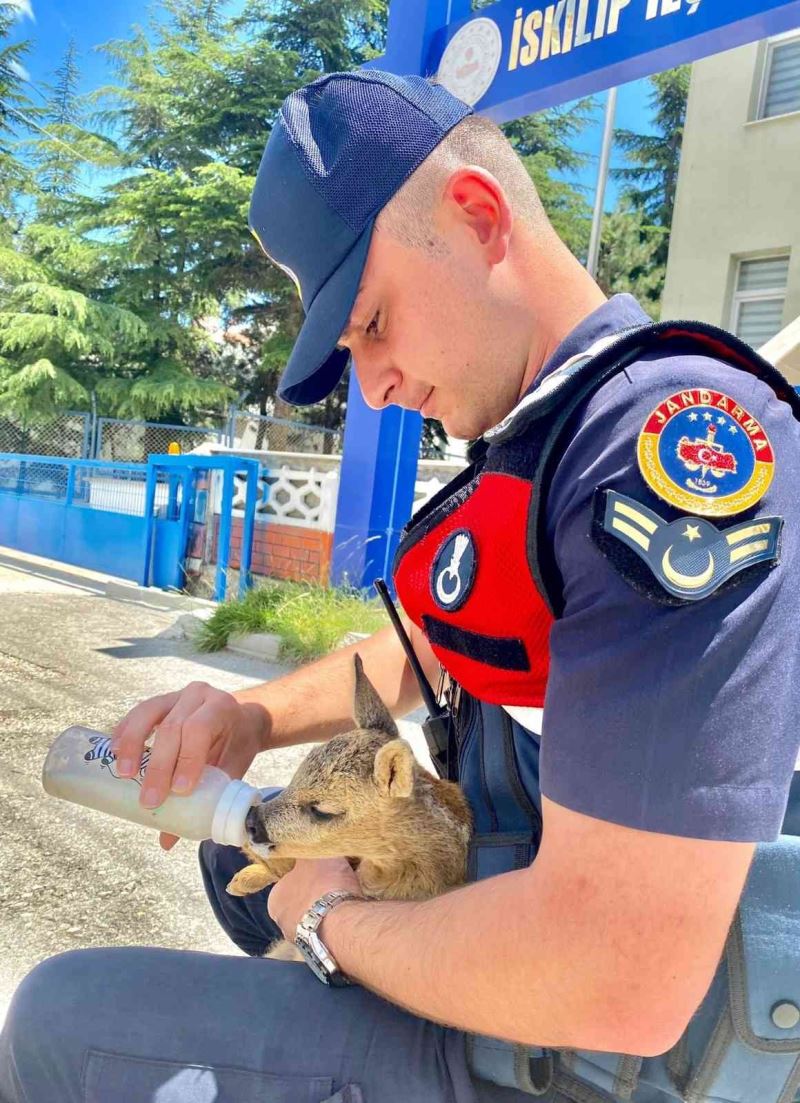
[{"xmin": 226, "ymin": 653, "xmax": 472, "ymax": 959}]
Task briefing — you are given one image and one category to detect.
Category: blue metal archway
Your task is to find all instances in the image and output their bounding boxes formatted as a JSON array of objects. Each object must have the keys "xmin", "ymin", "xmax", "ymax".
[{"xmin": 331, "ymin": 0, "xmax": 800, "ymax": 594}]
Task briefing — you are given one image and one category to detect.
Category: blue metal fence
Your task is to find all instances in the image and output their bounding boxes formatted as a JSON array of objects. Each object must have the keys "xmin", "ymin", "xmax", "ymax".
[
  {"xmin": 0, "ymin": 452, "xmax": 261, "ymax": 600},
  {"xmin": 0, "ymin": 454, "xmax": 150, "ymax": 582}
]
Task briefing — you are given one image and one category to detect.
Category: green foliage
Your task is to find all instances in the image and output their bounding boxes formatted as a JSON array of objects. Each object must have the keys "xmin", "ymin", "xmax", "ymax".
[
  {"xmin": 503, "ymin": 97, "xmax": 595, "ymax": 175},
  {"xmin": 0, "ymin": 0, "xmax": 36, "ymax": 239},
  {"xmin": 195, "ymin": 578, "xmax": 389, "ymax": 662},
  {"xmin": 595, "ymin": 199, "xmax": 667, "ymax": 319},
  {"xmin": 96, "ymin": 361, "xmax": 232, "ymax": 419},
  {"xmin": 0, "ymin": 358, "xmax": 90, "ymax": 414},
  {"xmin": 255, "ymin": 0, "xmax": 388, "ymax": 74},
  {"xmin": 604, "ymin": 66, "xmax": 690, "ymax": 315},
  {"xmin": 0, "ymin": 0, "xmax": 597, "ymax": 435},
  {"xmin": 613, "ymin": 66, "xmax": 690, "ymax": 252},
  {"xmin": 0, "ymin": 261, "xmax": 151, "ymax": 415}
]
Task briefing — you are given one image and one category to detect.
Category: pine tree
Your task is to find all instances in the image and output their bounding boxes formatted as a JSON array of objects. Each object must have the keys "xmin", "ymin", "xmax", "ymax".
[
  {"xmin": 595, "ymin": 197, "xmax": 667, "ymax": 319},
  {"xmin": 255, "ymin": 0, "xmax": 388, "ymax": 74},
  {"xmin": 0, "ymin": 241, "xmax": 149, "ymax": 416},
  {"xmin": 0, "ymin": 0, "xmax": 36, "ymax": 243},
  {"xmin": 613, "ymin": 66, "xmax": 690, "ymax": 260},
  {"xmin": 51, "ymin": 37, "xmax": 80, "ymax": 125}
]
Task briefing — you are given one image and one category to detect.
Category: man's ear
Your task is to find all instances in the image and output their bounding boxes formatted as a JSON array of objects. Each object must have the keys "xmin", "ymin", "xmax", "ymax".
[
  {"xmin": 353, "ymin": 653, "xmax": 398, "ymax": 738},
  {"xmin": 374, "ymin": 738, "xmax": 415, "ymax": 799},
  {"xmin": 442, "ymin": 165, "xmax": 512, "ymax": 264}
]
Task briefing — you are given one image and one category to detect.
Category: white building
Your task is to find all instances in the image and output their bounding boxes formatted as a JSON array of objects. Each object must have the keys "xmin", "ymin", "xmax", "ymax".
[{"xmin": 661, "ymin": 30, "xmax": 800, "ymax": 384}]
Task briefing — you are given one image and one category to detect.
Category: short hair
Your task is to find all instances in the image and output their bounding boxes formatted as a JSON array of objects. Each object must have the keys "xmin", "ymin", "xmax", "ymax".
[{"xmin": 378, "ymin": 112, "xmax": 549, "ymax": 254}]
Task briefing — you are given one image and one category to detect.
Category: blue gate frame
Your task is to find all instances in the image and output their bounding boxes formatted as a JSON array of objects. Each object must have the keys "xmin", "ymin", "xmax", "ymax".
[{"xmin": 142, "ymin": 454, "xmax": 261, "ymax": 601}]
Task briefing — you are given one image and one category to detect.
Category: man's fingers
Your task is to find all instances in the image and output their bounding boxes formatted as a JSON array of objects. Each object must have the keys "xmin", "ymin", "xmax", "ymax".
[
  {"xmin": 111, "ymin": 691, "xmax": 181, "ymax": 772},
  {"xmin": 137, "ymin": 683, "xmax": 214, "ymax": 808},
  {"xmin": 168, "ymin": 701, "xmax": 236, "ymax": 792}
]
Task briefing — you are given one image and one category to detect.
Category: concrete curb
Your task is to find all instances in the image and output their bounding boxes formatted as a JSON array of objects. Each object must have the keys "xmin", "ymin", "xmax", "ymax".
[
  {"xmin": 105, "ymin": 580, "xmax": 216, "ymax": 613},
  {"xmin": 154, "ymin": 614, "xmax": 283, "ymax": 661},
  {"xmin": 226, "ymin": 632, "xmax": 283, "ymax": 662}
]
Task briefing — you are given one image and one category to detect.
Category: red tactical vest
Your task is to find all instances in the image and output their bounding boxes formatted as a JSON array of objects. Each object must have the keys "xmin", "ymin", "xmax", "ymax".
[{"xmin": 391, "ymin": 323, "xmax": 800, "ymax": 713}]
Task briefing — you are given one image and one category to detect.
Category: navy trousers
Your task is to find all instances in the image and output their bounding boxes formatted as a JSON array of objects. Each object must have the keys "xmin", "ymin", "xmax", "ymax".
[{"xmin": 0, "ymin": 839, "xmax": 526, "ymax": 1103}]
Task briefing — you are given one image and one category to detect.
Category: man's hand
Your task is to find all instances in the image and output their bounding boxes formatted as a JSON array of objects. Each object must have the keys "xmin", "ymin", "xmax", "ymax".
[
  {"xmin": 111, "ymin": 682, "xmax": 269, "ymax": 850},
  {"xmin": 267, "ymin": 858, "xmax": 363, "ymax": 939}
]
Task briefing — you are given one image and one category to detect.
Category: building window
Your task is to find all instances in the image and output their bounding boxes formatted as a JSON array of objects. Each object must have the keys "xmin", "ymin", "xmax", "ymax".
[
  {"xmin": 731, "ymin": 255, "xmax": 790, "ymax": 348},
  {"xmin": 758, "ymin": 33, "xmax": 800, "ymax": 119}
]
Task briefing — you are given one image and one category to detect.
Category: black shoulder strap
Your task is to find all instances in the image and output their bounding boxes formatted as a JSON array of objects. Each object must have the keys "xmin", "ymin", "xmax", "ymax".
[{"xmin": 521, "ymin": 320, "xmax": 800, "ymax": 618}]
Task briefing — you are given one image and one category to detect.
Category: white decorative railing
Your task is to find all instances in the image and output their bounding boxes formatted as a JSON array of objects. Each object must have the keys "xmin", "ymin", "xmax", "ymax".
[
  {"xmin": 230, "ymin": 465, "xmax": 339, "ymax": 530},
  {"xmin": 203, "ymin": 446, "xmax": 467, "ymax": 534}
]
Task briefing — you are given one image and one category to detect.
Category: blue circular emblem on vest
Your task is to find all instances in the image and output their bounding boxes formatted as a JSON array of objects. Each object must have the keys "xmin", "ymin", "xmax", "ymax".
[
  {"xmin": 430, "ymin": 529, "xmax": 477, "ymax": 612},
  {"xmin": 637, "ymin": 390, "xmax": 775, "ymax": 517}
]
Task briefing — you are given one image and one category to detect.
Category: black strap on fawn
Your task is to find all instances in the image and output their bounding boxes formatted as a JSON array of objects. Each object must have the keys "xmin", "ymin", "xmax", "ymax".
[{"xmin": 515, "ymin": 320, "xmax": 800, "ymax": 618}]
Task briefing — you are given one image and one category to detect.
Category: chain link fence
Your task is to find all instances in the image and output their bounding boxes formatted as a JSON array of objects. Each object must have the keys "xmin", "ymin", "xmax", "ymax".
[
  {"xmin": 0, "ymin": 413, "xmax": 91, "ymax": 459},
  {"xmin": 228, "ymin": 411, "xmax": 342, "ymax": 455},
  {"xmin": 95, "ymin": 418, "xmax": 227, "ymax": 463},
  {"xmin": 0, "ymin": 406, "xmax": 453, "ymax": 464}
]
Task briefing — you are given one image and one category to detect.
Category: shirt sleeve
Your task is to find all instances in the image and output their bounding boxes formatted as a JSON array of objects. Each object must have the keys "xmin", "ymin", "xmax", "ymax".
[{"xmin": 539, "ymin": 351, "xmax": 800, "ymax": 842}]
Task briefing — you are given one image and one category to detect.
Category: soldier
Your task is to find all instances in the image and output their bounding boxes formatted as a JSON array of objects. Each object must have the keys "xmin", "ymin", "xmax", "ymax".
[{"xmin": 3, "ymin": 70, "xmax": 800, "ymax": 1103}]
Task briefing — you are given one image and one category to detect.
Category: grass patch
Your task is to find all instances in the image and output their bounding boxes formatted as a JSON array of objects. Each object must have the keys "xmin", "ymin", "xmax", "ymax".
[{"xmin": 195, "ymin": 579, "xmax": 390, "ymax": 663}]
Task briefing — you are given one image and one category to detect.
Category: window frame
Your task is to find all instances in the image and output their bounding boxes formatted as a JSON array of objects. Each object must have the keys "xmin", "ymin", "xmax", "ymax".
[
  {"xmin": 729, "ymin": 254, "xmax": 791, "ymax": 346},
  {"xmin": 756, "ymin": 30, "xmax": 800, "ymax": 121}
]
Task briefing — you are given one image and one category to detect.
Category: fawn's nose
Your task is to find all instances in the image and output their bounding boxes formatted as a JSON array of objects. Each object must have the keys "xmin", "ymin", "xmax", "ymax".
[{"xmin": 245, "ymin": 805, "xmax": 270, "ymax": 845}]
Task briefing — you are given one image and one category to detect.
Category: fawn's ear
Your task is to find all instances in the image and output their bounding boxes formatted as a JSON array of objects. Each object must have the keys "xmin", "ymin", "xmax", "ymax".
[
  {"xmin": 374, "ymin": 739, "xmax": 415, "ymax": 799},
  {"xmin": 353, "ymin": 653, "xmax": 398, "ymax": 738}
]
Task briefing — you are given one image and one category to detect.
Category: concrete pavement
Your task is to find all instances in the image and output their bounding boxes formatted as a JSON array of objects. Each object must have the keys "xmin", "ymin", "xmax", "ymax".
[
  {"xmin": 0, "ymin": 547, "xmax": 299, "ymax": 1026},
  {"xmin": 0, "ymin": 547, "xmax": 431, "ymax": 1033}
]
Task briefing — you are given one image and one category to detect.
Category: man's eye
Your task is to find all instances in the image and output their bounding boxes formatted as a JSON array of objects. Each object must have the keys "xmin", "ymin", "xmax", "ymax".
[
  {"xmin": 308, "ymin": 805, "xmax": 343, "ymax": 822},
  {"xmin": 365, "ymin": 311, "xmax": 380, "ymax": 338}
]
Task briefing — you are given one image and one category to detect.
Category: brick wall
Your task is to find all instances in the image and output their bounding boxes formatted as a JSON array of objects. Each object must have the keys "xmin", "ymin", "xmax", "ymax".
[{"xmin": 211, "ymin": 516, "xmax": 333, "ymax": 585}]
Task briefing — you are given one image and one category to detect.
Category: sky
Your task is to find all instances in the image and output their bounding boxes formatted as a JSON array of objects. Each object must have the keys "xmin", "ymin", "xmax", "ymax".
[{"xmin": 6, "ymin": 0, "xmax": 658, "ymax": 211}]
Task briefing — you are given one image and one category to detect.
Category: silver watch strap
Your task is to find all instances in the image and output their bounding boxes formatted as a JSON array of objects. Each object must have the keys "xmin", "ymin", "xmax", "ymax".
[
  {"xmin": 295, "ymin": 890, "xmax": 362, "ymax": 985},
  {"xmin": 298, "ymin": 890, "xmax": 362, "ymax": 936}
]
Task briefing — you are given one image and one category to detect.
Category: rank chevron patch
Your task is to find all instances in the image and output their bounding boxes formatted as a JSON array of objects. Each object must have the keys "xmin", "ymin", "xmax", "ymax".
[{"xmin": 593, "ymin": 490, "xmax": 783, "ymax": 603}]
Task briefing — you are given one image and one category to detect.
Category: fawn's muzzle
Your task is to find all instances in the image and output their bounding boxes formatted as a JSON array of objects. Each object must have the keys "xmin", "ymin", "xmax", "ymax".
[{"xmin": 245, "ymin": 804, "xmax": 271, "ymax": 845}]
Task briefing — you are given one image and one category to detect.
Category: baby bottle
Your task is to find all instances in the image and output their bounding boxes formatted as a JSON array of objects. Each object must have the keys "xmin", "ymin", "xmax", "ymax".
[{"xmin": 42, "ymin": 725, "xmax": 261, "ymax": 846}]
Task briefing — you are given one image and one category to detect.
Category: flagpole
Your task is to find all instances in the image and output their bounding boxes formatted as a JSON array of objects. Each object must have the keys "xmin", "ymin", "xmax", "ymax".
[{"xmin": 586, "ymin": 86, "xmax": 618, "ymax": 278}]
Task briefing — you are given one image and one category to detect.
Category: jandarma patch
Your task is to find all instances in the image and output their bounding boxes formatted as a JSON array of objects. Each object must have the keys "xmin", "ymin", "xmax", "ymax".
[
  {"xmin": 636, "ymin": 389, "xmax": 774, "ymax": 517},
  {"xmin": 595, "ymin": 490, "xmax": 782, "ymax": 602}
]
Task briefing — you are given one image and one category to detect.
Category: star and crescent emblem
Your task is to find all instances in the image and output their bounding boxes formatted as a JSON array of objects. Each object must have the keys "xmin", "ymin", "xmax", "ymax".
[{"xmin": 595, "ymin": 490, "xmax": 782, "ymax": 602}]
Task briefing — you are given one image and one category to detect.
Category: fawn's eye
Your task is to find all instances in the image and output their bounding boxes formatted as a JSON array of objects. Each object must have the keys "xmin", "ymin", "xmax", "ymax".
[{"xmin": 307, "ymin": 804, "xmax": 344, "ymax": 822}]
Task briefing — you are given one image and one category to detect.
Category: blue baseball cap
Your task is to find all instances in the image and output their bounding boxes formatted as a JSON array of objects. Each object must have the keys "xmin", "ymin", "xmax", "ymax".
[{"xmin": 248, "ymin": 70, "xmax": 473, "ymax": 406}]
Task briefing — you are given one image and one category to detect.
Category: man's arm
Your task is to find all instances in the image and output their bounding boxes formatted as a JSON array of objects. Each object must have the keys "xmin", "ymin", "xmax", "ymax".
[
  {"xmin": 112, "ymin": 612, "xmax": 441, "ymax": 810},
  {"xmin": 232, "ymin": 614, "xmax": 440, "ymax": 748},
  {"xmin": 270, "ymin": 796, "xmax": 754, "ymax": 1057}
]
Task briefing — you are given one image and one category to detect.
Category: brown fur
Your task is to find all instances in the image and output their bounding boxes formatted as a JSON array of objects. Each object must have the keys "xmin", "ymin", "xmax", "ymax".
[{"xmin": 226, "ymin": 653, "xmax": 472, "ymax": 960}]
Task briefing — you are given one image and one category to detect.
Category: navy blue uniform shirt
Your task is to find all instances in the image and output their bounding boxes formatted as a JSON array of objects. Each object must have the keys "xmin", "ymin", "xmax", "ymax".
[{"xmin": 535, "ymin": 294, "xmax": 800, "ymax": 842}]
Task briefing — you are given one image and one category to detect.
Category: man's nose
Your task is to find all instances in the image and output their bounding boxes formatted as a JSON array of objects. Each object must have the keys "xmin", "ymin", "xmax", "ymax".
[
  {"xmin": 245, "ymin": 804, "xmax": 270, "ymax": 844},
  {"xmin": 352, "ymin": 352, "xmax": 400, "ymax": 410}
]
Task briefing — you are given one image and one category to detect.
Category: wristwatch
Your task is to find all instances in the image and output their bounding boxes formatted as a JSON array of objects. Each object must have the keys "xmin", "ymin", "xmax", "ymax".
[{"xmin": 294, "ymin": 889, "xmax": 362, "ymax": 986}]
